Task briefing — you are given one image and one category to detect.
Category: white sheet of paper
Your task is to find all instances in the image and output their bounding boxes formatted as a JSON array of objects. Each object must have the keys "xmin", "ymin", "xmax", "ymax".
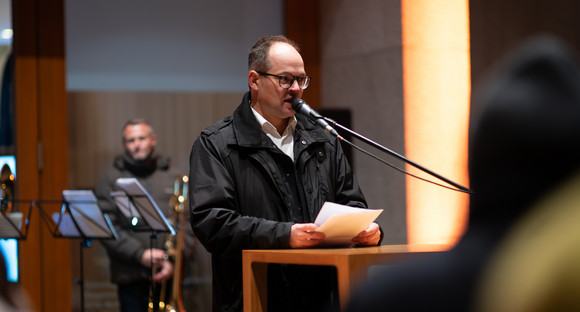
[{"xmin": 314, "ymin": 202, "xmax": 382, "ymax": 246}]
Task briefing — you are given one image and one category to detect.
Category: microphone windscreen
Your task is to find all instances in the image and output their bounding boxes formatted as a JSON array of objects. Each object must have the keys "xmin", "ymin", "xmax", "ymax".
[{"xmin": 291, "ymin": 98, "xmax": 305, "ymax": 111}]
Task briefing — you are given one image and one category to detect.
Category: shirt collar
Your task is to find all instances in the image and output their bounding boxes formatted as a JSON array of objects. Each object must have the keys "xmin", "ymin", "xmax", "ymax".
[{"xmin": 251, "ymin": 106, "xmax": 297, "ymax": 138}]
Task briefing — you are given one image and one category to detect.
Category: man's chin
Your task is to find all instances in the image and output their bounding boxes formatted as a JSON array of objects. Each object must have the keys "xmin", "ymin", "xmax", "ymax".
[{"xmin": 131, "ymin": 154, "xmax": 148, "ymax": 161}]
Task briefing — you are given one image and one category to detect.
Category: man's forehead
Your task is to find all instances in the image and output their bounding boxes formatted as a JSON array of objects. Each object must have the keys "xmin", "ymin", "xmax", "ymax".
[
  {"xmin": 268, "ymin": 42, "xmax": 304, "ymax": 73},
  {"xmin": 269, "ymin": 42, "xmax": 297, "ymax": 58},
  {"xmin": 123, "ymin": 124, "xmax": 151, "ymax": 138}
]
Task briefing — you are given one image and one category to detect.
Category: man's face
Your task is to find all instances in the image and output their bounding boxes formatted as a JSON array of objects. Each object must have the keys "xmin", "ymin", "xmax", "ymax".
[
  {"xmin": 251, "ymin": 42, "xmax": 306, "ymax": 128},
  {"xmin": 122, "ymin": 123, "xmax": 156, "ymax": 161}
]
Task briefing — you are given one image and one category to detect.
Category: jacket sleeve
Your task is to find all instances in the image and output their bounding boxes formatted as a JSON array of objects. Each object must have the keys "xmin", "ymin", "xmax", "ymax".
[{"xmin": 188, "ymin": 134, "xmax": 293, "ymax": 258}]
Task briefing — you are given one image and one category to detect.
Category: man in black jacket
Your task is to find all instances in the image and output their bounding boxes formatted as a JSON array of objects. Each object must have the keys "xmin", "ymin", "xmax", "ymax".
[
  {"xmin": 189, "ymin": 35, "xmax": 382, "ymax": 311},
  {"xmin": 96, "ymin": 118, "xmax": 183, "ymax": 312}
]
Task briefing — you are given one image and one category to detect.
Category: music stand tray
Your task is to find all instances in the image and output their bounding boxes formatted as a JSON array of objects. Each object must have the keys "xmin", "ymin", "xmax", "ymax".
[
  {"xmin": 0, "ymin": 201, "xmax": 33, "ymax": 240},
  {"xmin": 49, "ymin": 190, "xmax": 118, "ymax": 240},
  {"xmin": 112, "ymin": 177, "xmax": 175, "ymax": 235},
  {"xmin": 36, "ymin": 190, "xmax": 119, "ymax": 312},
  {"xmin": 0, "ymin": 211, "xmax": 27, "ymax": 239}
]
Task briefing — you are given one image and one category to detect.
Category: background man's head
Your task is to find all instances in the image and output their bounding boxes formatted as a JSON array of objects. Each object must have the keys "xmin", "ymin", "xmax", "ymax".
[{"xmin": 122, "ymin": 118, "xmax": 157, "ymax": 161}]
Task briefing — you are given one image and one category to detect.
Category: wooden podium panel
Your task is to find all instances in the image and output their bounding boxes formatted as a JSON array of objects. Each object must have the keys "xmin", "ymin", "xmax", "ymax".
[{"xmin": 242, "ymin": 244, "xmax": 447, "ymax": 311}]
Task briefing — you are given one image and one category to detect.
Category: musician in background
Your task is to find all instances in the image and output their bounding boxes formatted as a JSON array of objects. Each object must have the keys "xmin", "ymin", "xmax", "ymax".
[
  {"xmin": 96, "ymin": 118, "xmax": 185, "ymax": 312},
  {"xmin": 188, "ymin": 35, "xmax": 382, "ymax": 312}
]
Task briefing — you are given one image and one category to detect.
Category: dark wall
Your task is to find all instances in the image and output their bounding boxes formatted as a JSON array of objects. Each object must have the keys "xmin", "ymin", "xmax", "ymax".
[{"xmin": 470, "ymin": 0, "xmax": 580, "ymax": 91}]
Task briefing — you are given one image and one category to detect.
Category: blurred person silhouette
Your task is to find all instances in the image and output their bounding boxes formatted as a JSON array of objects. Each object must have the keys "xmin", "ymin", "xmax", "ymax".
[
  {"xmin": 475, "ymin": 161, "xmax": 580, "ymax": 312},
  {"xmin": 346, "ymin": 34, "xmax": 580, "ymax": 312},
  {"xmin": 0, "ymin": 250, "xmax": 16, "ymax": 309},
  {"xmin": 96, "ymin": 118, "xmax": 198, "ymax": 312},
  {"xmin": 473, "ymin": 40, "xmax": 580, "ymax": 312},
  {"xmin": 0, "ymin": 251, "xmax": 34, "ymax": 311}
]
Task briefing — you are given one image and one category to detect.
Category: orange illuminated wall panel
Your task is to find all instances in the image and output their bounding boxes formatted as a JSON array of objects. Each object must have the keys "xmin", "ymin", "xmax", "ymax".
[{"xmin": 402, "ymin": 0, "xmax": 471, "ymax": 246}]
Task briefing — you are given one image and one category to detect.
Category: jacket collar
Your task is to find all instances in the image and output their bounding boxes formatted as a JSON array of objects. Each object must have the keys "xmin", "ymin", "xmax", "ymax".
[
  {"xmin": 231, "ymin": 92, "xmax": 332, "ymax": 149},
  {"xmin": 231, "ymin": 92, "xmax": 273, "ymax": 149},
  {"xmin": 113, "ymin": 152, "xmax": 170, "ymax": 176}
]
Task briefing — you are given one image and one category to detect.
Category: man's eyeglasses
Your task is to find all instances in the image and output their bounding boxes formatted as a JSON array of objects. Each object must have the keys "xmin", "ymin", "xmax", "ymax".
[{"xmin": 256, "ymin": 71, "xmax": 311, "ymax": 90}]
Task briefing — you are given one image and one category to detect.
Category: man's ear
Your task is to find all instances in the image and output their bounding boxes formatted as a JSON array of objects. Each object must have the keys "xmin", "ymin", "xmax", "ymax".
[{"xmin": 248, "ymin": 70, "xmax": 260, "ymax": 91}]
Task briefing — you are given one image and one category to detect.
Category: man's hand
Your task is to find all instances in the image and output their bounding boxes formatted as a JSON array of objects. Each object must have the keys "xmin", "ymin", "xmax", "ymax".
[
  {"xmin": 151, "ymin": 260, "xmax": 174, "ymax": 283},
  {"xmin": 139, "ymin": 248, "xmax": 167, "ymax": 268},
  {"xmin": 289, "ymin": 223, "xmax": 325, "ymax": 248},
  {"xmin": 352, "ymin": 222, "xmax": 381, "ymax": 246},
  {"xmin": 140, "ymin": 248, "xmax": 175, "ymax": 283}
]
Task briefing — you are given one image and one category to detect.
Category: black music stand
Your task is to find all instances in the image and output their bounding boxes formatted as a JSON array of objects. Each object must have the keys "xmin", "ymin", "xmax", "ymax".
[
  {"xmin": 0, "ymin": 199, "xmax": 33, "ymax": 240},
  {"xmin": 111, "ymin": 177, "xmax": 175, "ymax": 236},
  {"xmin": 37, "ymin": 190, "xmax": 118, "ymax": 312},
  {"xmin": 111, "ymin": 177, "xmax": 176, "ymax": 307}
]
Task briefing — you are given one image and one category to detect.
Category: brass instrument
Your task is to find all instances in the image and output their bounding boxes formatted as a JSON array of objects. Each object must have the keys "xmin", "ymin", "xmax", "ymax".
[
  {"xmin": 150, "ymin": 175, "xmax": 188, "ymax": 312},
  {"xmin": 0, "ymin": 164, "xmax": 15, "ymax": 213}
]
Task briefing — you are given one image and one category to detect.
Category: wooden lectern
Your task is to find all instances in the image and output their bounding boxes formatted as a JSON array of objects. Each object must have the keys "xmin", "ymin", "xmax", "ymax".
[{"xmin": 242, "ymin": 244, "xmax": 447, "ymax": 311}]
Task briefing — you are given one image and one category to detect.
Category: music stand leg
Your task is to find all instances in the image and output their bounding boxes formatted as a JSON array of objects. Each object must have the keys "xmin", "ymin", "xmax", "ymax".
[
  {"xmin": 78, "ymin": 239, "xmax": 91, "ymax": 312},
  {"xmin": 149, "ymin": 232, "xmax": 159, "ymax": 310}
]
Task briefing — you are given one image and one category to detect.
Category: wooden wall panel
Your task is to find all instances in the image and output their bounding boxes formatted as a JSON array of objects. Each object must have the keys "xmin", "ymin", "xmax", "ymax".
[
  {"xmin": 285, "ymin": 0, "xmax": 321, "ymax": 107},
  {"xmin": 470, "ymin": 0, "xmax": 580, "ymax": 96},
  {"xmin": 68, "ymin": 91, "xmax": 243, "ymax": 190},
  {"xmin": 12, "ymin": 0, "xmax": 72, "ymax": 311},
  {"xmin": 12, "ymin": 3, "xmax": 42, "ymax": 309}
]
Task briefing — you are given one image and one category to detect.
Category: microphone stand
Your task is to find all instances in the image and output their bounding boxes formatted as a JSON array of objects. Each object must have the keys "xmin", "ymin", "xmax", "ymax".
[{"xmin": 324, "ymin": 117, "xmax": 472, "ymax": 194}]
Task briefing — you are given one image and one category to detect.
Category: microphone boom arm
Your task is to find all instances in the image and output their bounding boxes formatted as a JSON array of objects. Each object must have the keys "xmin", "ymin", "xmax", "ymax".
[{"xmin": 324, "ymin": 117, "xmax": 472, "ymax": 194}]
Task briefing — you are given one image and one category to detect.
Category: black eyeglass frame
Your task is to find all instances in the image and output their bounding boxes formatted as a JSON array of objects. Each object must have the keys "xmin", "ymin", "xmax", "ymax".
[{"xmin": 256, "ymin": 71, "xmax": 311, "ymax": 90}]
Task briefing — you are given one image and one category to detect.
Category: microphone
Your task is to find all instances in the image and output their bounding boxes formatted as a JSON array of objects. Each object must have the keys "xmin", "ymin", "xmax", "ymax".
[{"xmin": 291, "ymin": 98, "xmax": 342, "ymax": 139}]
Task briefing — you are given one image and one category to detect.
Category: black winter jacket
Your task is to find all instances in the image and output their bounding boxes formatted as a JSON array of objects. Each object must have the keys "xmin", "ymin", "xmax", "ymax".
[
  {"xmin": 96, "ymin": 153, "xmax": 183, "ymax": 284},
  {"xmin": 189, "ymin": 92, "xmax": 367, "ymax": 311}
]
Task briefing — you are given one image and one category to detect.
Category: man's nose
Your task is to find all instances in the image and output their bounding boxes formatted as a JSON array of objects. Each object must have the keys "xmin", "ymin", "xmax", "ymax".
[{"xmin": 288, "ymin": 79, "xmax": 301, "ymax": 91}]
